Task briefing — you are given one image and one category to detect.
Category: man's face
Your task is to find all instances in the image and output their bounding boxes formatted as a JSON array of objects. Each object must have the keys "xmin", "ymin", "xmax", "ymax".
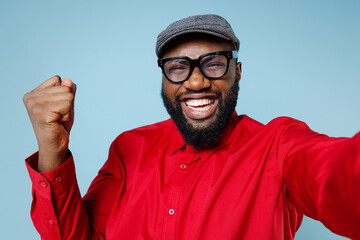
[{"xmin": 161, "ymin": 35, "xmax": 242, "ymax": 149}]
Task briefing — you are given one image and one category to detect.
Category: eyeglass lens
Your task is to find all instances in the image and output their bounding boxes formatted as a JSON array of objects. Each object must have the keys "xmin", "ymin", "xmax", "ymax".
[{"xmin": 164, "ymin": 54, "xmax": 228, "ymax": 82}]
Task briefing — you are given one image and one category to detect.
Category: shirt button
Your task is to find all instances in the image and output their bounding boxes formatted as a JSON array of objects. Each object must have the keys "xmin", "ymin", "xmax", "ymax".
[
  {"xmin": 40, "ymin": 181, "xmax": 47, "ymax": 188},
  {"xmin": 49, "ymin": 219, "xmax": 54, "ymax": 225},
  {"xmin": 169, "ymin": 209, "xmax": 175, "ymax": 215},
  {"xmin": 55, "ymin": 177, "xmax": 63, "ymax": 183},
  {"xmin": 179, "ymin": 164, "xmax": 186, "ymax": 170}
]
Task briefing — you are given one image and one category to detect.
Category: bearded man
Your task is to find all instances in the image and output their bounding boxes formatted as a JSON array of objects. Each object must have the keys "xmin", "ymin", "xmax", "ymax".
[{"xmin": 23, "ymin": 14, "xmax": 360, "ymax": 240}]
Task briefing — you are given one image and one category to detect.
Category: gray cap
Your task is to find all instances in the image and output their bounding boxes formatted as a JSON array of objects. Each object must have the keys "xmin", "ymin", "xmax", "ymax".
[{"xmin": 156, "ymin": 14, "xmax": 240, "ymax": 58}]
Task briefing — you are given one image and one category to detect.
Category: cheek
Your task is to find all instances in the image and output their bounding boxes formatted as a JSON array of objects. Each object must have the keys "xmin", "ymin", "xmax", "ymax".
[
  {"xmin": 213, "ymin": 79, "xmax": 235, "ymax": 96},
  {"xmin": 162, "ymin": 79, "xmax": 181, "ymax": 102}
]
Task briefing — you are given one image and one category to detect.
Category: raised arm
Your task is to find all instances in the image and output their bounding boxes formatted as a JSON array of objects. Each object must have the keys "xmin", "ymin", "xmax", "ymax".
[
  {"xmin": 23, "ymin": 76, "xmax": 124, "ymax": 239},
  {"xmin": 23, "ymin": 75, "xmax": 76, "ymax": 172}
]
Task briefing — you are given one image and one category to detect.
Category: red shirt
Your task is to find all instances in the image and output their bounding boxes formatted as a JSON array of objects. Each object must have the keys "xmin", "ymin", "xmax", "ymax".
[{"xmin": 26, "ymin": 113, "xmax": 360, "ymax": 240}]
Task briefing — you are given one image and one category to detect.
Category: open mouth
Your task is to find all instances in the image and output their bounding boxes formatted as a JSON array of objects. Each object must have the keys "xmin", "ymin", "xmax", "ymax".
[
  {"xmin": 184, "ymin": 97, "xmax": 215, "ymax": 112},
  {"xmin": 180, "ymin": 95, "xmax": 218, "ymax": 121}
]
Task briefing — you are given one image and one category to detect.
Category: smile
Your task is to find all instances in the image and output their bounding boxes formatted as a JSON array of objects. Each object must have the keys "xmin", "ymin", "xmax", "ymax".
[
  {"xmin": 185, "ymin": 98, "xmax": 215, "ymax": 112},
  {"xmin": 180, "ymin": 94, "xmax": 219, "ymax": 121}
]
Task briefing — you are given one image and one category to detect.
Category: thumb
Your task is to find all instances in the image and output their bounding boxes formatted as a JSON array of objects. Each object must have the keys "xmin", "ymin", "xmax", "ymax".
[{"xmin": 61, "ymin": 78, "xmax": 76, "ymax": 94}]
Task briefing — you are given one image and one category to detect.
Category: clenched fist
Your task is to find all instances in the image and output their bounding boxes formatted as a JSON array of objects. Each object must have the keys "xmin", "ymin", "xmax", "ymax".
[{"xmin": 23, "ymin": 76, "xmax": 76, "ymax": 172}]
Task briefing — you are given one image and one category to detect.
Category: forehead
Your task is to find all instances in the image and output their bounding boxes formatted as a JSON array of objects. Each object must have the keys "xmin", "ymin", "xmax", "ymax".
[{"xmin": 162, "ymin": 34, "xmax": 233, "ymax": 59}]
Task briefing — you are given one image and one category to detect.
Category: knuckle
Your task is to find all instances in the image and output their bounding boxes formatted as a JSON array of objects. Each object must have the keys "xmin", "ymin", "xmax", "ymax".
[
  {"xmin": 65, "ymin": 100, "xmax": 73, "ymax": 109},
  {"xmin": 23, "ymin": 91, "xmax": 36, "ymax": 105},
  {"xmin": 24, "ymin": 96, "xmax": 35, "ymax": 108},
  {"xmin": 61, "ymin": 86, "xmax": 71, "ymax": 93},
  {"xmin": 22, "ymin": 93, "xmax": 29, "ymax": 104},
  {"xmin": 60, "ymin": 92, "xmax": 75, "ymax": 104},
  {"xmin": 67, "ymin": 92, "xmax": 75, "ymax": 102},
  {"xmin": 52, "ymin": 75, "xmax": 62, "ymax": 85}
]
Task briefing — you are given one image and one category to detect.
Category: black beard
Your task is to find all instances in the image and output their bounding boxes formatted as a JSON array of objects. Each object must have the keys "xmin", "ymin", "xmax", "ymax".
[{"xmin": 161, "ymin": 80, "xmax": 239, "ymax": 149}]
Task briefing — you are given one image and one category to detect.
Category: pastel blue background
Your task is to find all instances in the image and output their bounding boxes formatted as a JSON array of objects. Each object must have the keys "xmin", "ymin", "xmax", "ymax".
[{"xmin": 0, "ymin": 0, "xmax": 359, "ymax": 239}]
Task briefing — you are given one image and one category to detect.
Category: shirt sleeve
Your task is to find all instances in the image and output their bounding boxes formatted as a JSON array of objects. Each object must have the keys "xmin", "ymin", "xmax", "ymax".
[
  {"xmin": 281, "ymin": 120, "xmax": 360, "ymax": 239},
  {"xmin": 25, "ymin": 139, "xmax": 126, "ymax": 240}
]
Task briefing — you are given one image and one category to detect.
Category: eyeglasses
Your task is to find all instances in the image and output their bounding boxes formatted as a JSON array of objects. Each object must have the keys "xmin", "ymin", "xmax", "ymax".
[{"xmin": 158, "ymin": 50, "xmax": 238, "ymax": 83}]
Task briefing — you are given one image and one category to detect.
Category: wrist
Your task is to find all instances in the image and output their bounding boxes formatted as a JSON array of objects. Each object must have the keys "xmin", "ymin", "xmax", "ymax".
[{"xmin": 38, "ymin": 148, "xmax": 69, "ymax": 172}]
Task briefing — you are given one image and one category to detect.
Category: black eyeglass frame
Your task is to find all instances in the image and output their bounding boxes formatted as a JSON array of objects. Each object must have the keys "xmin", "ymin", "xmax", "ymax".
[{"xmin": 157, "ymin": 50, "xmax": 238, "ymax": 83}]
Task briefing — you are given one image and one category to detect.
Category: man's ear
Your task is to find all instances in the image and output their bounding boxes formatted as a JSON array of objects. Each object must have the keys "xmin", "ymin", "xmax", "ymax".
[{"xmin": 235, "ymin": 62, "xmax": 242, "ymax": 82}]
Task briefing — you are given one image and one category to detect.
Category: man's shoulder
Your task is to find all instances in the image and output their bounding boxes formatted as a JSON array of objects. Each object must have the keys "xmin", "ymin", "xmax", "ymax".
[
  {"xmin": 125, "ymin": 118, "xmax": 175, "ymax": 135},
  {"xmin": 239, "ymin": 114, "xmax": 308, "ymax": 133},
  {"xmin": 114, "ymin": 118, "xmax": 175, "ymax": 143},
  {"xmin": 130, "ymin": 118, "xmax": 174, "ymax": 132}
]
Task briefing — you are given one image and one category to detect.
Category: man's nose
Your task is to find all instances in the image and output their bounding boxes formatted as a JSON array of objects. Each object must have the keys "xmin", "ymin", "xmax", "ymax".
[{"xmin": 182, "ymin": 67, "xmax": 210, "ymax": 91}]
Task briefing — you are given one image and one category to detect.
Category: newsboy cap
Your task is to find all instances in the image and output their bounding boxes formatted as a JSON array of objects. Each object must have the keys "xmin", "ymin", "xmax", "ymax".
[{"xmin": 156, "ymin": 14, "xmax": 240, "ymax": 57}]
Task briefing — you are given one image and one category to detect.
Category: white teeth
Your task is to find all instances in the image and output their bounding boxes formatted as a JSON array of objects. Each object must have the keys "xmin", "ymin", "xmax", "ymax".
[
  {"xmin": 185, "ymin": 98, "xmax": 214, "ymax": 107},
  {"xmin": 185, "ymin": 98, "xmax": 215, "ymax": 112},
  {"xmin": 187, "ymin": 104, "xmax": 213, "ymax": 112}
]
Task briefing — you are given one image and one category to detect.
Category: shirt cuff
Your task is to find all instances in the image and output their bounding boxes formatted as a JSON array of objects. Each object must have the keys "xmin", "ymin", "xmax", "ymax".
[{"xmin": 25, "ymin": 151, "xmax": 76, "ymax": 200}]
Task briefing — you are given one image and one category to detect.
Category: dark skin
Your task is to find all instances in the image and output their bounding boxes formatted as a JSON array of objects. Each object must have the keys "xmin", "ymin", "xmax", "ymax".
[
  {"xmin": 23, "ymin": 76, "xmax": 76, "ymax": 172},
  {"xmin": 23, "ymin": 36, "xmax": 241, "ymax": 172},
  {"xmin": 162, "ymin": 36, "xmax": 242, "ymax": 130}
]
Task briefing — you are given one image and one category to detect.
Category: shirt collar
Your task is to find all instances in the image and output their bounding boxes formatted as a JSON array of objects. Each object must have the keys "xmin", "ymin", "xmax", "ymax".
[
  {"xmin": 168, "ymin": 120, "xmax": 187, "ymax": 155},
  {"xmin": 168, "ymin": 111, "xmax": 240, "ymax": 160}
]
